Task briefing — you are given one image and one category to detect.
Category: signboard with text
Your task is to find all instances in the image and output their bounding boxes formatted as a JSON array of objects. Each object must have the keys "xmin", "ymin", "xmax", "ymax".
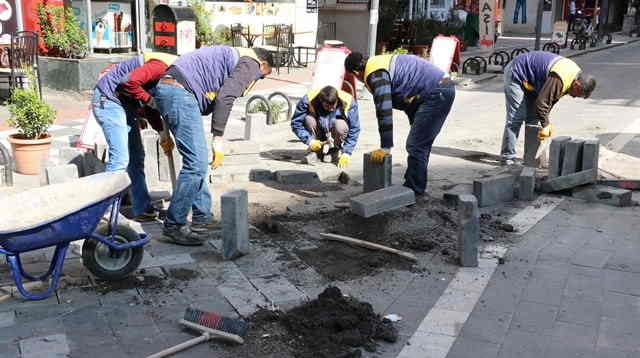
[{"xmin": 479, "ymin": 0, "xmax": 495, "ymax": 49}]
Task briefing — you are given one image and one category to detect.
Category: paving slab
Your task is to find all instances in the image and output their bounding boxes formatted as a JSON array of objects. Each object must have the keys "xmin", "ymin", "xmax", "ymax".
[
  {"xmin": 350, "ymin": 184, "xmax": 415, "ymax": 217},
  {"xmin": 0, "ymin": 311, "xmax": 15, "ymax": 328},
  {"xmin": 216, "ymin": 262, "xmax": 268, "ymax": 317},
  {"xmin": 561, "ymin": 138, "xmax": 585, "ymax": 176},
  {"xmin": 250, "ymin": 275, "xmax": 308, "ymax": 310},
  {"xmin": 572, "ymin": 184, "xmax": 633, "ymax": 207},
  {"xmin": 19, "ymin": 334, "xmax": 70, "ymax": 358},
  {"xmin": 473, "ymin": 174, "xmax": 515, "ymax": 207},
  {"xmin": 539, "ymin": 169, "xmax": 597, "ymax": 192}
]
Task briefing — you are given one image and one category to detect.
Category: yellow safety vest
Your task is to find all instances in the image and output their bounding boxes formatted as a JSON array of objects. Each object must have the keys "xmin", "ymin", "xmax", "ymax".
[
  {"xmin": 143, "ymin": 52, "xmax": 178, "ymax": 66},
  {"xmin": 306, "ymin": 88, "xmax": 354, "ymax": 115},
  {"xmin": 549, "ymin": 58, "xmax": 581, "ymax": 94},
  {"xmin": 363, "ymin": 55, "xmax": 394, "ymax": 93}
]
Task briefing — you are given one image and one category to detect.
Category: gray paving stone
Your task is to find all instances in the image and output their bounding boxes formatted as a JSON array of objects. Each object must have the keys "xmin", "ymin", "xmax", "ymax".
[
  {"xmin": 603, "ymin": 269, "xmax": 640, "ymax": 297},
  {"xmin": 596, "ymin": 317, "xmax": 638, "ymax": 352},
  {"xmin": 244, "ymin": 113, "xmax": 268, "ymax": 140},
  {"xmin": 510, "ymin": 300, "xmax": 558, "ymax": 335},
  {"xmin": 497, "ymin": 329, "xmax": 550, "ymax": 358},
  {"xmin": 552, "ymin": 320, "xmax": 598, "ymax": 346},
  {"xmin": 250, "ymin": 275, "xmax": 308, "ymax": 310},
  {"xmin": 522, "ymin": 278, "xmax": 566, "ymax": 306},
  {"xmin": 518, "ymin": 167, "xmax": 536, "ymax": 201},
  {"xmin": 442, "ymin": 183, "xmax": 473, "ymax": 208},
  {"xmin": 216, "ymin": 262, "xmax": 268, "ymax": 317},
  {"xmin": 350, "ymin": 184, "xmax": 415, "ymax": 218},
  {"xmin": 142, "ymin": 135, "xmax": 159, "ymax": 187},
  {"xmin": 473, "ymin": 174, "xmax": 515, "ymax": 207},
  {"xmin": 274, "ymin": 169, "xmax": 320, "ymax": 185},
  {"xmin": 59, "ymin": 147, "xmax": 85, "ymax": 177},
  {"xmin": 557, "ymin": 296, "xmax": 603, "ymax": 327},
  {"xmin": 582, "ymin": 139, "xmax": 600, "ymax": 174},
  {"xmin": 537, "ymin": 243, "xmax": 578, "ymax": 263},
  {"xmin": 19, "ymin": 334, "xmax": 70, "ymax": 358},
  {"xmin": 604, "ymin": 254, "xmax": 640, "ymax": 273},
  {"xmin": 301, "ymin": 151, "xmax": 319, "ymax": 165},
  {"xmin": 590, "ymin": 347, "xmax": 633, "ymax": 358},
  {"xmin": 601, "ymin": 291, "xmax": 640, "ymax": 321},
  {"xmin": 548, "ymin": 136, "xmax": 572, "ymax": 178},
  {"xmin": 564, "ymin": 271, "xmax": 605, "ymax": 301},
  {"xmin": 249, "ymin": 168, "xmax": 273, "ymax": 182},
  {"xmin": 158, "ymin": 145, "xmax": 182, "ymax": 183},
  {"xmin": 447, "ymin": 336, "xmax": 500, "ymax": 358},
  {"xmin": 45, "ymin": 164, "xmax": 79, "ymax": 185},
  {"xmin": 0, "ymin": 342, "xmax": 19, "ymax": 358},
  {"xmin": 460, "ymin": 308, "xmax": 513, "ymax": 344},
  {"xmin": 571, "ymin": 248, "xmax": 614, "ymax": 269},
  {"xmin": 524, "ymin": 125, "xmax": 542, "ymax": 168},
  {"xmin": 0, "ymin": 311, "xmax": 15, "ymax": 328},
  {"xmin": 221, "ymin": 190, "xmax": 250, "ymax": 260},
  {"xmin": 597, "ymin": 179, "xmax": 640, "ymax": 190},
  {"xmin": 539, "ymin": 169, "xmax": 597, "ymax": 192},
  {"xmin": 561, "ymin": 138, "xmax": 585, "ymax": 175},
  {"xmin": 573, "ymin": 185, "xmax": 633, "ymax": 207},
  {"xmin": 363, "ymin": 152, "xmax": 392, "ymax": 193},
  {"xmin": 458, "ymin": 194, "xmax": 479, "ymax": 267},
  {"xmin": 139, "ymin": 253, "xmax": 196, "ymax": 269}
]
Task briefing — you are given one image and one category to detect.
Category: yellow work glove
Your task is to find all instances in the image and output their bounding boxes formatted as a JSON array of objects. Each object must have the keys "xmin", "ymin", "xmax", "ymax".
[
  {"xmin": 308, "ymin": 139, "xmax": 323, "ymax": 152},
  {"xmin": 370, "ymin": 148, "xmax": 390, "ymax": 163},
  {"xmin": 210, "ymin": 136, "xmax": 224, "ymax": 169},
  {"xmin": 159, "ymin": 131, "xmax": 175, "ymax": 154},
  {"xmin": 337, "ymin": 153, "xmax": 351, "ymax": 169},
  {"xmin": 537, "ymin": 123, "xmax": 555, "ymax": 141}
]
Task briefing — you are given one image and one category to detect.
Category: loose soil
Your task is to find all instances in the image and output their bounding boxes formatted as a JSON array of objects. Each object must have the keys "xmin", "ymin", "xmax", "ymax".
[
  {"xmin": 215, "ymin": 287, "xmax": 397, "ymax": 358},
  {"xmin": 258, "ymin": 196, "xmax": 508, "ymax": 280}
]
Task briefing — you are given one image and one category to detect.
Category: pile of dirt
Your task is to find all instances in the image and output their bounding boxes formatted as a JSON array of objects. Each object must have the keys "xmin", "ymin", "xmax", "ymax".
[{"xmin": 220, "ymin": 287, "xmax": 397, "ymax": 358}]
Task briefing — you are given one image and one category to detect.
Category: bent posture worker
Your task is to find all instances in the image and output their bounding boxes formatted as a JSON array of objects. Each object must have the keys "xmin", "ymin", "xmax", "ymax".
[
  {"xmin": 152, "ymin": 46, "xmax": 274, "ymax": 246},
  {"xmin": 500, "ymin": 51, "xmax": 596, "ymax": 165},
  {"xmin": 344, "ymin": 52, "xmax": 456, "ymax": 196}
]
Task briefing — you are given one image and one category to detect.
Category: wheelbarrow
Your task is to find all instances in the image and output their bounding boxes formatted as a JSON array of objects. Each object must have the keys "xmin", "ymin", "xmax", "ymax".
[{"xmin": 0, "ymin": 171, "xmax": 150, "ymax": 300}]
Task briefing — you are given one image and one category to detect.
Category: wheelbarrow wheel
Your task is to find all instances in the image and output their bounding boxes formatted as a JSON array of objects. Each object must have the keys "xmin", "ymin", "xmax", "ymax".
[{"xmin": 82, "ymin": 224, "xmax": 144, "ymax": 281}]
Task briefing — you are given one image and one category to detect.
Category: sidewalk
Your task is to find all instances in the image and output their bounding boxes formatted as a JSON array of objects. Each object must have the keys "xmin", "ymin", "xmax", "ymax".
[{"xmin": 442, "ymin": 196, "xmax": 640, "ymax": 358}]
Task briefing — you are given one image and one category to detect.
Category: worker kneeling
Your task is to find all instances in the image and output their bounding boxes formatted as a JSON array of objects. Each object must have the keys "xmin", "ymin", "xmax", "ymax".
[{"xmin": 291, "ymin": 86, "xmax": 361, "ymax": 168}]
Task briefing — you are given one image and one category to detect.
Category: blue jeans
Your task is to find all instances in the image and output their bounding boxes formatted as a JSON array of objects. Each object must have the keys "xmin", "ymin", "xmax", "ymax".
[
  {"xmin": 153, "ymin": 83, "xmax": 212, "ymax": 228},
  {"xmin": 91, "ymin": 91, "xmax": 151, "ymax": 216},
  {"xmin": 404, "ymin": 81, "xmax": 456, "ymax": 195},
  {"xmin": 500, "ymin": 63, "xmax": 537, "ymax": 161},
  {"xmin": 514, "ymin": 0, "xmax": 527, "ymax": 24}
]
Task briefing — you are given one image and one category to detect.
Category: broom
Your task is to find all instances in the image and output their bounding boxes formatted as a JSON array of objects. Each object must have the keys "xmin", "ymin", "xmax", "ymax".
[{"xmin": 146, "ymin": 307, "xmax": 248, "ymax": 358}]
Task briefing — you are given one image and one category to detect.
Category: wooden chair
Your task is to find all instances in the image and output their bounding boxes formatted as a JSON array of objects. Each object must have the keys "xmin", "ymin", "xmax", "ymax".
[{"xmin": 261, "ymin": 24, "xmax": 294, "ymax": 75}]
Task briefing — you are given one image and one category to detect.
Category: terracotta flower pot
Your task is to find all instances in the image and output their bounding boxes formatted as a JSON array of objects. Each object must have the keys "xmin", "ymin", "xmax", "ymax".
[{"xmin": 7, "ymin": 133, "xmax": 53, "ymax": 175}]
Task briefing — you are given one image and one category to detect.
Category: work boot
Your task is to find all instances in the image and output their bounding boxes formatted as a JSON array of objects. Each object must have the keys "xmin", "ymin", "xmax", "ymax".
[
  {"xmin": 191, "ymin": 219, "xmax": 223, "ymax": 233},
  {"xmin": 132, "ymin": 207, "xmax": 159, "ymax": 222},
  {"xmin": 162, "ymin": 225, "xmax": 205, "ymax": 246}
]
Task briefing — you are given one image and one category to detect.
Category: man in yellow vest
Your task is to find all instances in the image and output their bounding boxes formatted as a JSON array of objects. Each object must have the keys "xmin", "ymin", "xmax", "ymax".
[
  {"xmin": 344, "ymin": 52, "xmax": 455, "ymax": 196},
  {"xmin": 152, "ymin": 46, "xmax": 274, "ymax": 246},
  {"xmin": 501, "ymin": 51, "xmax": 596, "ymax": 165},
  {"xmin": 291, "ymin": 86, "xmax": 360, "ymax": 168}
]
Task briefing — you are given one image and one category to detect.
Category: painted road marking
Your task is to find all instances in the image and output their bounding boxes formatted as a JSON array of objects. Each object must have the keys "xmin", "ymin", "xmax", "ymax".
[{"xmin": 507, "ymin": 195, "xmax": 565, "ymax": 235}]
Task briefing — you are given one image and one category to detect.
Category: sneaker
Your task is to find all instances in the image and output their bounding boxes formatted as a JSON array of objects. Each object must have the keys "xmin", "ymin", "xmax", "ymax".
[
  {"xmin": 132, "ymin": 207, "xmax": 159, "ymax": 222},
  {"xmin": 162, "ymin": 226, "xmax": 205, "ymax": 246},
  {"xmin": 191, "ymin": 219, "xmax": 223, "ymax": 233},
  {"xmin": 501, "ymin": 159, "xmax": 517, "ymax": 166}
]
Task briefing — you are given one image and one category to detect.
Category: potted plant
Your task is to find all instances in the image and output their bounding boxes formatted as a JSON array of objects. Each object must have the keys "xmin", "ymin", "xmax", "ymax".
[{"xmin": 6, "ymin": 69, "xmax": 56, "ymax": 175}]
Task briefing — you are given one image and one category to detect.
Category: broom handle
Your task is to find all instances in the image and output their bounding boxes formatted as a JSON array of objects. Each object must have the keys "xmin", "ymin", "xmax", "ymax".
[{"xmin": 146, "ymin": 333, "xmax": 210, "ymax": 358}]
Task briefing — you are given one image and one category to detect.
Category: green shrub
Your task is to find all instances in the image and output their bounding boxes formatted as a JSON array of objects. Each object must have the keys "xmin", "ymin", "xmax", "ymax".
[
  {"xmin": 249, "ymin": 100, "xmax": 287, "ymax": 123},
  {"xmin": 190, "ymin": 0, "xmax": 215, "ymax": 46},
  {"xmin": 384, "ymin": 47, "xmax": 409, "ymax": 55},
  {"xmin": 37, "ymin": 4, "xmax": 87, "ymax": 58},
  {"xmin": 6, "ymin": 69, "xmax": 56, "ymax": 139}
]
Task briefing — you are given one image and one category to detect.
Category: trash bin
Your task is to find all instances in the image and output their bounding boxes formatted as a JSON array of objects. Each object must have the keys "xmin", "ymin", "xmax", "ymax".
[{"xmin": 152, "ymin": 5, "xmax": 196, "ymax": 55}]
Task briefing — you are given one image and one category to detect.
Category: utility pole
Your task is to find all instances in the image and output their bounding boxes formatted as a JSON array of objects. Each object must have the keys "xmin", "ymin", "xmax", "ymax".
[
  {"xmin": 368, "ymin": 0, "xmax": 380, "ymax": 57},
  {"xmin": 534, "ymin": 0, "xmax": 544, "ymax": 50}
]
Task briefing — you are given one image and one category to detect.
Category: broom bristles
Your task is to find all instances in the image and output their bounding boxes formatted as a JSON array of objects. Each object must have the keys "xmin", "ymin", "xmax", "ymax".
[{"xmin": 184, "ymin": 307, "xmax": 249, "ymax": 337}]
